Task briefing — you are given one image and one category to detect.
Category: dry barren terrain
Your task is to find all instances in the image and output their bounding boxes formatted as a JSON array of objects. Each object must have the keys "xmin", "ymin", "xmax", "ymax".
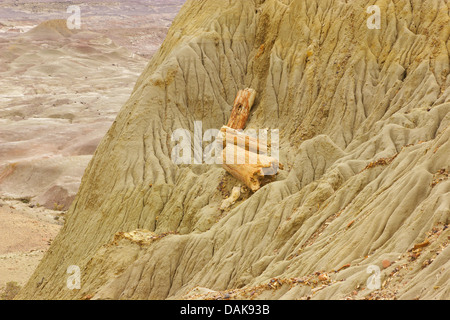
[{"xmin": 0, "ymin": 0, "xmax": 184, "ymax": 299}]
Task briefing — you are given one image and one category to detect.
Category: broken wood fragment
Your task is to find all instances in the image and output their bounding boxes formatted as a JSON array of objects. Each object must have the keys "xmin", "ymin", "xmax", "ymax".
[
  {"xmin": 227, "ymin": 88, "xmax": 257, "ymax": 129},
  {"xmin": 219, "ymin": 126, "xmax": 269, "ymax": 155},
  {"xmin": 220, "ymin": 88, "xmax": 283, "ymax": 192},
  {"xmin": 220, "ymin": 186, "xmax": 241, "ymax": 211},
  {"xmin": 413, "ymin": 240, "xmax": 430, "ymax": 250},
  {"xmin": 222, "ymin": 144, "xmax": 282, "ymax": 192}
]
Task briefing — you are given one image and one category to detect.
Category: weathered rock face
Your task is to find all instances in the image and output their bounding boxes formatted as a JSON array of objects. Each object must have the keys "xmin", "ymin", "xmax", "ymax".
[{"xmin": 18, "ymin": 0, "xmax": 449, "ymax": 300}]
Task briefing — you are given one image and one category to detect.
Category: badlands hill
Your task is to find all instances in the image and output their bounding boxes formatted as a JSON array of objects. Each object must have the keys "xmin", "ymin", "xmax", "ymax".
[{"xmin": 18, "ymin": 0, "xmax": 449, "ymax": 300}]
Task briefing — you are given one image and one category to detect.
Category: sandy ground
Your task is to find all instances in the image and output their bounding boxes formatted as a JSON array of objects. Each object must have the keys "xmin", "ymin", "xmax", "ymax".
[{"xmin": 0, "ymin": 198, "xmax": 62, "ymax": 297}]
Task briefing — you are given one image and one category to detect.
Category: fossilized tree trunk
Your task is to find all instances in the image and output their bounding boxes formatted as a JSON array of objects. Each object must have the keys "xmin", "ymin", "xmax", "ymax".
[
  {"xmin": 219, "ymin": 126, "xmax": 270, "ymax": 155},
  {"xmin": 221, "ymin": 89, "xmax": 282, "ymax": 192},
  {"xmin": 222, "ymin": 144, "xmax": 282, "ymax": 192},
  {"xmin": 227, "ymin": 88, "xmax": 257, "ymax": 129}
]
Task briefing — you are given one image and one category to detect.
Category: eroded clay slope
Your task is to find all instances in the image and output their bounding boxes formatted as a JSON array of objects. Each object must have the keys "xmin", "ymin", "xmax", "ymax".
[{"xmin": 18, "ymin": 0, "xmax": 449, "ymax": 300}]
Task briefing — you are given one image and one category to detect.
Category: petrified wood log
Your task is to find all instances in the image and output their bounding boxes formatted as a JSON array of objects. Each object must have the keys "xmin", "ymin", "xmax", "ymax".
[
  {"xmin": 219, "ymin": 126, "xmax": 269, "ymax": 155},
  {"xmin": 221, "ymin": 88, "xmax": 283, "ymax": 192},
  {"xmin": 227, "ymin": 88, "xmax": 257, "ymax": 129},
  {"xmin": 222, "ymin": 144, "xmax": 283, "ymax": 192}
]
